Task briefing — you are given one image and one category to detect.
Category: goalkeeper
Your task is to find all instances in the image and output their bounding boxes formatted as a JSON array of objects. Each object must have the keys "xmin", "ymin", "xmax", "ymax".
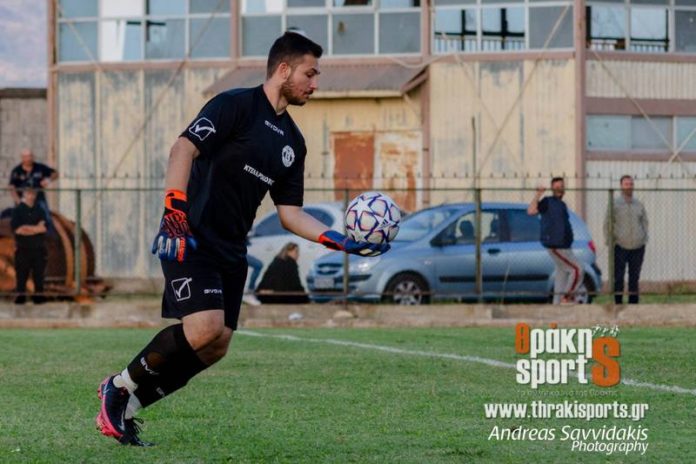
[{"xmin": 95, "ymin": 31, "xmax": 388, "ymax": 447}]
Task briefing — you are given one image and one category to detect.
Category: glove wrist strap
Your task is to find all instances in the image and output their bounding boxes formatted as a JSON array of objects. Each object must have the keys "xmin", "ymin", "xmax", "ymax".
[{"xmin": 165, "ymin": 189, "xmax": 188, "ymax": 211}]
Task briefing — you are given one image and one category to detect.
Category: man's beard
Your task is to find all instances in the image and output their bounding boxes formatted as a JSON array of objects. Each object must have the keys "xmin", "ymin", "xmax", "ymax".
[{"xmin": 281, "ymin": 79, "xmax": 307, "ymax": 106}]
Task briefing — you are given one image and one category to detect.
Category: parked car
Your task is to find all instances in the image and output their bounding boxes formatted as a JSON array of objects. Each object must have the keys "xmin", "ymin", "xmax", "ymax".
[
  {"xmin": 307, "ymin": 202, "xmax": 602, "ymax": 304},
  {"xmin": 247, "ymin": 202, "xmax": 344, "ymax": 288}
]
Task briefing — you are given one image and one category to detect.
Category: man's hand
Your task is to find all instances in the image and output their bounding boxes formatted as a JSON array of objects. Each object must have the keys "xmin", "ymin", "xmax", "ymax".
[
  {"xmin": 151, "ymin": 189, "xmax": 197, "ymax": 262},
  {"xmin": 40, "ymin": 179, "xmax": 51, "ymax": 189},
  {"xmin": 536, "ymin": 184, "xmax": 546, "ymax": 195},
  {"xmin": 318, "ymin": 230, "xmax": 390, "ymax": 257}
]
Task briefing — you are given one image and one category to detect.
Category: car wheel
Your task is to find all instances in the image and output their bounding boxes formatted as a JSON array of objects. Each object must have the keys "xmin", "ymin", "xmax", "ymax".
[{"xmin": 383, "ymin": 273, "xmax": 430, "ymax": 305}]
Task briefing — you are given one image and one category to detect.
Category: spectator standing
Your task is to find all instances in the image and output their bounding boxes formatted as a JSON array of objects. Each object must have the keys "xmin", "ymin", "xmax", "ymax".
[
  {"xmin": 9, "ymin": 149, "xmax": 58, "ymax": 231},
  {"xmin": 256, "ymin": 242, "xmax": 309, "ymax": 304},
  {"xmin": 11, "ymin": 188, "xmax": 48, "ymax": 304},
  {"xmin": 604, "ymin": 175, "xmax": 648, "ymax": 304},
  {"xmin": 528, "ymin": 177, "xmax": 583, "ymax": 304}
]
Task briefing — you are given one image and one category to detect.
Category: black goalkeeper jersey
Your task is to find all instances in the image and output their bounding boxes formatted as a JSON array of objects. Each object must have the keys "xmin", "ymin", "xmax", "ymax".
[{"xmin": 180, "ymin": 85, "xmax": 306, "ymax": 265}]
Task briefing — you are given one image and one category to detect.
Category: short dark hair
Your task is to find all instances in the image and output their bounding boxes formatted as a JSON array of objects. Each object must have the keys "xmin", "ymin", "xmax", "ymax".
[
  {"xmin": 551, "ymin": 177, "xmax": 564, "ymax": 185},
  {"xmin": 266, "ymin": 32, "xmax": 323, "ymax": 79},
  {"xmin": 620, "ymin": 175, "xmax": 633, "ymax": 184}
]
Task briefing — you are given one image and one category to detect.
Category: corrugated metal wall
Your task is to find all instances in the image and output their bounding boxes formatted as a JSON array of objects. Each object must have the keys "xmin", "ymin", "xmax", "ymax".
[
  {"xmin": 428, "ymin": 60, "xmax": 577, "ymax": 206},
  {"xmin": 0, "ymin": 93, "xmax": 48, "ymax": 211},
  {"xmin": 57, "ymin": 68, "xmax": 422, "ymax": 278},
  {"xmin": 57, "ymin": 67, "xmax": 228, "ymax": 278},
  {"xmin": 587, "ymin": 60, "xmax": 696, "ymax": 99}
]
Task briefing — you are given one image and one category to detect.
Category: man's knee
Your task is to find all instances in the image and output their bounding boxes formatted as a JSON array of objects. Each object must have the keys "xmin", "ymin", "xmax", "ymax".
[
  {"xmin": 199, "ymin": 328, "xmax": 234, "ymax": 365},
  {"xmin": 183, "ymin": 310, "xmax": 226, "ymax": 350}
]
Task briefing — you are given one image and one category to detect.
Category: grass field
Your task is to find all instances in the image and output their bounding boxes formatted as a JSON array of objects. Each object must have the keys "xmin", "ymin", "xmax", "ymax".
[{"xmin": 1, "ymin": 327, "xmax": 694, "ymax": 463}]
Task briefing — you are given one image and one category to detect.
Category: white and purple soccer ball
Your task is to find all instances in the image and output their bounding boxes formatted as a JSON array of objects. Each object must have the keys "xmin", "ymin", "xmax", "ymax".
[{"xmin": 345, "ymin": 191, "xmax": 401, "ymax": 245}]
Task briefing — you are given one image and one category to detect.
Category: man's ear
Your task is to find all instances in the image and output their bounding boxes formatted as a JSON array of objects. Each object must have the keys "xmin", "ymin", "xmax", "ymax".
[{"xmin": 277, "ymin": 62, "xmax": 291, "ymax": 80}]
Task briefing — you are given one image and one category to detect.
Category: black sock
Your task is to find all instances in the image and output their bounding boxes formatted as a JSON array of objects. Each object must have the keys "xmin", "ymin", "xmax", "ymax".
[{"xmin": 127, "ymin": 323, "xmax": 208, "ymax": 408}]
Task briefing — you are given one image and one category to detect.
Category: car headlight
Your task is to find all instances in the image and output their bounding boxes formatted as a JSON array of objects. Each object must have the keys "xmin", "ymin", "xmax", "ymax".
[{"xmin": 354, "ymin": 256, "xmax": 381, "ymax": 273}]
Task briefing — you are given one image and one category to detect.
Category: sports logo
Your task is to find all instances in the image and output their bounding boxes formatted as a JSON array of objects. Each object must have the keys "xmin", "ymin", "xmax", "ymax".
[
  {"xmin": 188, "ymin": 117, "xmax": 217, "ymax": 141},
  {"xmin": 171, "ymin": 277, "xmax": 192, "ymax": 301},
  {"xmin": 282, "ymin": 145, "xmax": 295, "ymax": 167}
]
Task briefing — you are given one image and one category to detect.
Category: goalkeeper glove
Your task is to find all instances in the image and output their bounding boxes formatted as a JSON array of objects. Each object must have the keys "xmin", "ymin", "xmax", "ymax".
[
  {"xmin": 318, "ymin": 230, "xmax": 390, "ymax": 257},
  {"xmin": 152, "ymin": 189, "xmax": 197, "ymax": 262}
]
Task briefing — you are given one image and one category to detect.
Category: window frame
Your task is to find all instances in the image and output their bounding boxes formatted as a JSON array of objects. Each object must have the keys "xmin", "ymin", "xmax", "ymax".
[
  {"xmin": 432, "ymin": 0, "xmax": 575, "ymax": 54},
  {"xmin": 586, "ymin": 114, "xmax": 696, "ymax": 155},
  {"xmin": 56, "ymin": 0, "xmax": 233, "ymax": 63},
  {"xmin": 239, "ymin": 0, "xmax": 423, "ymax": 58},
  {"xmin": 586, "ymin": 0, "xmax": 696, "ymax": 54}
]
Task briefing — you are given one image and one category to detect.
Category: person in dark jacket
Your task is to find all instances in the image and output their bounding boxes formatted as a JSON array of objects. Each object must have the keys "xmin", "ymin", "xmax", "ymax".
[
  {"xmin": 527, "ymin": 177, "xmax": 583, "ymax": 304},
  {"xmin": 11, "ymin": 188, "xmax": 48, "ymax": 305},
  {"xmin": 256, "ymin": 242, "xmax": 309, "ymax": 304}
]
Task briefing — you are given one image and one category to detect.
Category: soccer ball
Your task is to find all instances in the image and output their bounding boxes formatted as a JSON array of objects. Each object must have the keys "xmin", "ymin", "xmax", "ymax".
[{"xmin": 345, "ymin": 191, "xmax": 401, "ymax": 245}]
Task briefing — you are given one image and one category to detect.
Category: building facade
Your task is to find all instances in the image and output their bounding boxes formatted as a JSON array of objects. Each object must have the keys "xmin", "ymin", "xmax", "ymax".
[{"xmin": 49, "ymin": 0, "xmax": 696, "ymax": 279}]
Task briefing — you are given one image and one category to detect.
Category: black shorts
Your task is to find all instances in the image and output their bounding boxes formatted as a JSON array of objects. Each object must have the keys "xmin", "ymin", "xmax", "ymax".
[{"xmin": 160, "ymin": 253, "xmax": 248, "ymax": 330}]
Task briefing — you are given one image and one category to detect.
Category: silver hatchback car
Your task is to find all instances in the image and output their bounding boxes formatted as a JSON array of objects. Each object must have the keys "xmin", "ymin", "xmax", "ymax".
[{"xmin": 307, "ymin": 203, "xmax": 602, "ymax": 304}]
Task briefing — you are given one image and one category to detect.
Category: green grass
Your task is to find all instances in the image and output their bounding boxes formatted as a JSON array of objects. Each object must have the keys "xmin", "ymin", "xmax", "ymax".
[{"xmin": 0, "ymin": 327, "xmax": 694, "ymax": 463}]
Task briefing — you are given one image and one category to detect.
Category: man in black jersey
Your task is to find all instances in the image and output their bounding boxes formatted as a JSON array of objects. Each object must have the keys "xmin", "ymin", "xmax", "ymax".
[{"xmin": 96, "ymin": 31, "xmax": 389, "ymax": 447}]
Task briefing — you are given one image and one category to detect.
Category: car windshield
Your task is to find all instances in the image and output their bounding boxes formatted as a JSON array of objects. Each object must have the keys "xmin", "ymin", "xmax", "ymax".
[{"xmin": 395, "ymin": 207, "xmax": 461, "ymax": 242}]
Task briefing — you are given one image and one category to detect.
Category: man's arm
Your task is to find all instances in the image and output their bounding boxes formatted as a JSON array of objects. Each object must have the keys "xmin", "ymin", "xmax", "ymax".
[
  {"xmin": 276, "ymin": 204, "xmax": 389, "ymax": 257},
  {"xmin": 276, "ymin": 205, "xmax": 329, "ymax": 242},
  {"xmin": 527, "ymin": 186, "xmax": 546, "ymax": 215},
  {"xmin": 641, "ymin": 202, "xmax": 649, "ymax": 243},
  {"xmin": 151, "ymin": 137, "xmax": 200, "ymax": 262},
  {"xmin": 603, "ymin": 204, "xmax": 611, "ymax": 247},
  {"xmin": 165, "ymin": 137, "xmax": 199, "ymax": 190},
  {"xmin": 15, "ymin": 221, "xmax": 46, "ymax": 235}
]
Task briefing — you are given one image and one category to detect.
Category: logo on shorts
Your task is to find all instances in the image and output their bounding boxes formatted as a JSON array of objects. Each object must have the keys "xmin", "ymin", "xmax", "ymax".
[
  {"xmin": 204, "ymin": 288, "xmax": 222, "ymax": 295},
  {"xmin": 188, "ymin": 117, "xmax": 216, "ymax": 141},
  {"xmin": 171, "ymin": 277, "xmax": 192, "ymax": 301},
  {"xmin": 281, "ymin": 145, "xmax": 295, "ymax": 167}
]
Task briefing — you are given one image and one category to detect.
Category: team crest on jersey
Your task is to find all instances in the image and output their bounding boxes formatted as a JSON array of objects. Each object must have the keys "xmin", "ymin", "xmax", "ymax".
[
  {"xmin": 282, "ymin": 145, "xmax": 295, "ymax": 167},
  {"xmin": 188, "ymin": 117, "xmax": 216, "ymax": 141}
]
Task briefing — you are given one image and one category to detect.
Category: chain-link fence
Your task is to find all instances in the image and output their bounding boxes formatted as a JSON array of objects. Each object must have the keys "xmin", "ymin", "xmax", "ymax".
[{"xmin": 0, "ymin": 185, "xmax": 691, "ymax": 303}]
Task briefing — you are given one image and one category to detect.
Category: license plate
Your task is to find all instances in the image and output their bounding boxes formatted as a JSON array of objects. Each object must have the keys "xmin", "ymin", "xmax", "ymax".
[{"xmin": 313, "ymin": 277, "xmax": 334, "ymax": 289}]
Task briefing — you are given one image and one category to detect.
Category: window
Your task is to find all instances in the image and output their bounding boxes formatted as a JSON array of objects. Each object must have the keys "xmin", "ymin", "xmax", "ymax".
[
  {"xmin": 333, "ymin": 13, "xmax": 375, "ymax": 54},
  {"xmin": 507, "ymin": 210, "xmax": 540, "ymax": 243},
  {"xmin": 587, "ymin": 115, "xmax": 696, "ymax": 153},
  {"xmin": 481, "ymin": 7, "xmax": 525, "ymax": 51},
  {"xmin": 630, "ymin": 7, "xmax": 668, "ymax": 52},
  {"xmin": 146, "ymin": 19, "xmax": 186, "ymax": 59},
  {"xmin": 631, "ymin": 117, "xmax": 671, "ymax": 149},
  {"xmin": 399, "ymin": 207, "xmax": 459, "ymax": 242},
  {"xmin": 587, "ymin": 115, "xmax": 631, "ymax": 150},
  {"xmin": 677, "ymin": 117, "xmax": 696, "ymax": 151},
  {"xmin": 59, "ymin": 21, "xmax": 98, "ymax": 62},
  {"xmin": 587, "ymin": 4, "xmax": 626, "ymax": 50},
  {"xmin": 529, "ymin": 6, "xmax": 573, "ymax": 49},
  {"xmin": 57, "ymin": 0, "xmax": 232, "ymax": 63},
  {"xmin": 433, "ymin": 0, "xmax": 573, "ymax": 53},
  {"xmin": 675, "ymin": 11, "xmax": 696, "ymax": 52},
  {"xmin": 241, "ymin": 1, "xmax": 421, "ymax": 56},
  {"xmin": 587, "ymin": 1, "xmax": 696, "ymax": 53},
  {"xmin": 100, "ymin": 20, "xmax": 143, "ymax": 61},
  {"xmin": 433, "ymin": 7, "xmax": 477, "ymax": 53}
]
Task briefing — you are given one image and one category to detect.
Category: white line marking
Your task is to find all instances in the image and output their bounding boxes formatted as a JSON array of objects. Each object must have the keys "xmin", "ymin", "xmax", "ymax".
[{"xmin": 238, "ymin": 330, "xmax": 696, "ymax": 396}]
